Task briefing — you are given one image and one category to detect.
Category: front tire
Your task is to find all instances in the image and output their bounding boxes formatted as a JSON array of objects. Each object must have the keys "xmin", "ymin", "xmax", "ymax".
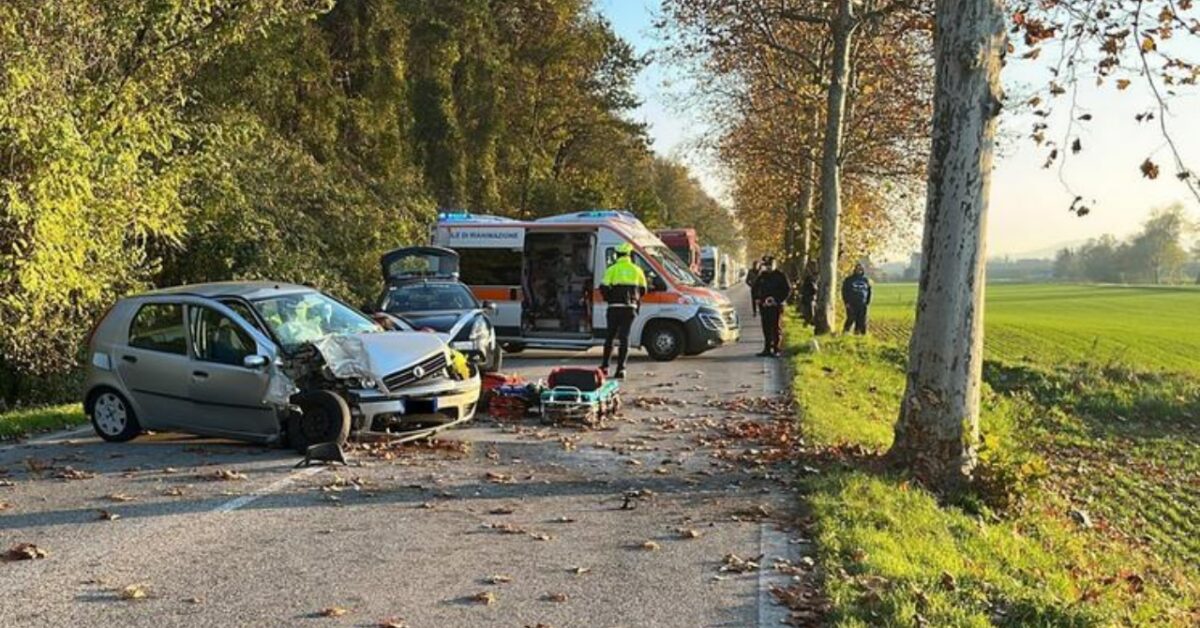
[
  {"xmin": 643, "ymin": 321, "xmax": 684, "ymax": 361},
  {"xmin": 483, "ymin": 343, "xmax": 504, "ymax": 373},
  {"xmin": 288, "ymin": 390, "xmax": 351, "ymax": 452},
  {"xmin": 87, "ymin": 389, "xmax": 141, "ymax": 442}
]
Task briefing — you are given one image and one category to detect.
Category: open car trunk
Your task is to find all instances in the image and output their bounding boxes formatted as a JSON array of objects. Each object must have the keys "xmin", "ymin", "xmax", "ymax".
[{"xmin": 380, "ymin": 246, "xmax": 460, "ymax": 282}]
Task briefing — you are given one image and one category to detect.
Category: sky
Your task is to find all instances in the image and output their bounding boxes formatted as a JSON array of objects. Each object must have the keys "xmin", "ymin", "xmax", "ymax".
[{"xmin": 595, "ymin": 0, "xmax": 1200, "ymax": 260}]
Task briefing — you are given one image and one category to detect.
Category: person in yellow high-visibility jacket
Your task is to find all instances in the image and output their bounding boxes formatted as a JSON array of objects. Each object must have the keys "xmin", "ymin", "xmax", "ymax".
[{"xmin": 599, "ymin": 243, "xmax": 647, "ymax": 379}]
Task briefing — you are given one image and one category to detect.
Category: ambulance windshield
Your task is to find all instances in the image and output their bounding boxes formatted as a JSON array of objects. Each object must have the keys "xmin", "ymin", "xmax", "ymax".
[{"xmin": 644, "ymin": 245, "xmax": 702, "ymax": 287}]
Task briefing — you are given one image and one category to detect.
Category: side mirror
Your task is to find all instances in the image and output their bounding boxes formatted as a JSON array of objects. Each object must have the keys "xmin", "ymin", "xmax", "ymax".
[
  {"xmin": 481, "ymin": 300, "xmax": 498, "ymax": 315},
  {"xmin": 243, "ymin": 354, "xmax": 269, "ymax": 369},
  {"xmin": 651, "ymin": 276, "xmax": 668, "ymax": 292}
]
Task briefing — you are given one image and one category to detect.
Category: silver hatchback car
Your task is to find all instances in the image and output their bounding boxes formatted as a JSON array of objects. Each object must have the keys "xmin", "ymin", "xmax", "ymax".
[{"xmin": 83, "ymin": 282, "xmax": 480, "ymax": 450}]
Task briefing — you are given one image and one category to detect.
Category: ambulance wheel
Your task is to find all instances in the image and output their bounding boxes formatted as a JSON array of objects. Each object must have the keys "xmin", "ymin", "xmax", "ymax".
[
  {"xmin": 502, "ymin": 343, "xmax": 525, "ymax": 354},
  {"xmin": 644, "ymin": 322, "xmax": 684, "ymax": 361}
]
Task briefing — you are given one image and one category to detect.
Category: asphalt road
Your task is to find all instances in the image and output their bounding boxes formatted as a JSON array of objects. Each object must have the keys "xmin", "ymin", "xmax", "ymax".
[{"xmin": 0, "ymin": 284, "xmax": 815, "ymax": 628}]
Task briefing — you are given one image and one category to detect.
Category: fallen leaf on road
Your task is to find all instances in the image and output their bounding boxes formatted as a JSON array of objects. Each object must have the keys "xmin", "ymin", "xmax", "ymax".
[
  {"xmin": 376, "ymin": 619, "xmax": 408, "ymax": 628},
  {"xmin": 488, "ymin": 507, "xmax": 515, "ymax": 515},
  {"xmin": 486, "ymin": 574, "xmax": 512, "ymax": 585},
  {"xmin": 162, "ymin": 486, "xmax": 187, "ymax": 497},
  {"xmin": 641, "ymin": 541, "xmax": 661, "ymax": 551},
  {"xmin": 0, "ymin": 501, "xmax": 10, "ymax": 511},
  {"xmin": 96, "ymin": 509, "xmax": 120, "ymax": 521},
  {"xmin": 316, "ymin": 606, "xmax": 349, "ymax": 617},
  {"xmin": 529, "ymin": 532, "xmax": 553, "ymax": 541},
  {"xmin": 471, "ymin": 591, "xmax": 496, "ymax": 605},
  {"xmin": 417, "ymin": 502, "xmax": 435, "ymax": 509},
  {"xmin": 118, "ymin": 584, "xmax": 149, "ymax": 600},
  {"xmin": 484, "ymin": 471, "xmax": 513, "ymax": 483},
  {"xmin": 720, "ymin": 553, "xmax": 761, "ymax": 573},
  {"xmin": 552, "ymin": 516, "xmax": 575, "ymax": 523},
  {"xmin": 24, "ymin": 458, "xmax": 53, "ymax": 473},
  {"xmin": 203, "ymin": 469, "xmax": 247, "ymax": 482},
  {"xmin": 0, "ymin": 480, "xmax": 14, "ymax": 487},
  {"xmin": 105, "ymin": 493, "xmax": 135, "ymax": 502},
  {"xmin": 544, "ymin": 592, "xmax": 568, "ymax": 603},
  {"xmin": 55, "ymin": 466, "xmax": 96, "ymax": 480},
  {"xmin": 184, "ymin": 597, "xmax": 203, "ymax": 604},
  {"xmin": 4, "ymin": 543, "xmax": 47, "ymax": 561},
  {"xmin": 162, "ymin": 467, "xmax": 178, "ymax": 474},
  {"xmin": 570, "ymin": 566, "xmax": 591, "ymax": 575},
  {"xmin": 678, "ymin": 528, "xmax": 701, "ymax": 539}
]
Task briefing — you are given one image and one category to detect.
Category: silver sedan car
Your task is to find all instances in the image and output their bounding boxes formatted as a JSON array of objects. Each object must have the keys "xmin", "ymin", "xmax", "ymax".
[{"xmin": 83, "ymin": 282, "xmax": 480, "ymax": 450}]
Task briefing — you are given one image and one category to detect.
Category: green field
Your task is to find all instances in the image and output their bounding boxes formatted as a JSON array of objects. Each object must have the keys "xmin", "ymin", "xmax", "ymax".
[
  {"xmin": 869, "ymin": 283, "xmax": 1200, "ymax": 374},
  {"xmin": 789, "ymin": 283, "xmax": 1200, "ymax": 626}
]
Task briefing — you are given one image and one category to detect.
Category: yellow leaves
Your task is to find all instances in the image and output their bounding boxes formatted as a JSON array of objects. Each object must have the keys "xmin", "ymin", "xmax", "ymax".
[
  {"xmin": 1116, "ymin": 79, "xmax": 1131, "ymax": 91},
  {"xmin": 118, "ymin": 584, "xmax": 149, "ymax": 600},
  {"xmin": 1140, "ymin": 36, "xmax": 1156, "ymax": 53}
]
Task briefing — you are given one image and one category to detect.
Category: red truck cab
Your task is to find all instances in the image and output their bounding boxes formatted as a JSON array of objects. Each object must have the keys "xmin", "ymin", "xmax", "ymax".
[{"xmin": 654, "ymin": 228, "xmax": 701, "ymax": 274}]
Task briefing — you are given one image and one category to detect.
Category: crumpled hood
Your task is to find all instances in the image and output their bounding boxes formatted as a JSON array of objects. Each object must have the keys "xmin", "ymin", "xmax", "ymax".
[{"xmin": 313, "ymin": 332, "xmax": 448, "ymax": 386}]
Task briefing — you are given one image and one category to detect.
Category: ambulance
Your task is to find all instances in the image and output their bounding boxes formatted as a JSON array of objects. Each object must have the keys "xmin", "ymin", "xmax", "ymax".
[{"xmin": 432, "ymin": 210, "xmax": 740, "ymax": 361}]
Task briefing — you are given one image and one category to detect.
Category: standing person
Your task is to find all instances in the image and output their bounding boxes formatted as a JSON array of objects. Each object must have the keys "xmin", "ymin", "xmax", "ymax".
[
  {"xmin": 798, "ymin": 261, "xmax": 818, "ymax": 326},
  {"xmin": 753, "ymin": 256, "xmax": 791, "ymax": 357},
  {"xmin": 841, "ymin": 262, "xmax": 872, "ymax": 335},
  {"xmin": 599, "ymin": 243, "xmax": 647, "ymax": 379},
  {"xmin": 745, "ymin": 260, "xmax": 761, "ymax": 318}
]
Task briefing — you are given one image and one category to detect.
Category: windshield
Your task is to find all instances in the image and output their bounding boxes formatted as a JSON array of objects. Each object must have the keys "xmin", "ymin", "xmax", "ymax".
[
  {"xmin": 382, "ymin": 283, "xmax": 478, "ymax": 313},
  {"xmin": 251, "ymin": 291, "xmax": 380, "ymax": 351},
  {"xmin": 645, "ymin": 245, "xmax": 702, "ymax": 287}
]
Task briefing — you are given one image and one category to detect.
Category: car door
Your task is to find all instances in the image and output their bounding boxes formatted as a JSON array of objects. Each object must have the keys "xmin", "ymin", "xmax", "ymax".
[
  {"xmin": 185, "ymin": 303, "xmax": 277, "ymax": 439},
  {"xmin": 116, "ymin": 301, "xmax": 194, "ymax": 429}
]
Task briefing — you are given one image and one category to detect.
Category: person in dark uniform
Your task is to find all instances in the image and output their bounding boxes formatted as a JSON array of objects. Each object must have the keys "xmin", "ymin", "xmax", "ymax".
[
  {"xmin": 753, "ymin": 256, "xmax": 791, "ymax": 357},
  {"xmin": 745, "ymin": 260, "xmax": 761, "ymax": 317},
  {"xmin": 798, "ymin": 261, "xmax": 818, "ymax": 326},
  {"xmin": 599, "ymin": 243, "xmax": 647, "ymax": 379},
  {"xmin": 841, "ymin": 262, "xmax": 872, "ymax": 335}
]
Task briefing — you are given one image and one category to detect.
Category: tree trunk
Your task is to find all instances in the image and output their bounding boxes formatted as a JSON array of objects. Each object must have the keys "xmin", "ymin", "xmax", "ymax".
[
  {"xmin": 812, "ymin": 0, "xmax": 854, "ymax": 335},
  {"xmin": 796, "ymin": 145, "xmax": 815, "ymax": 275},
  {"xmin": 888, "ymin": 0, "xmax": 1005, "ymax": 494}
]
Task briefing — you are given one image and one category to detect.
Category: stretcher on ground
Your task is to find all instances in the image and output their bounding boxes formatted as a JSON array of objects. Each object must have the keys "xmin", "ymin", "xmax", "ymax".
[{"xmin": 540, "ymin": 367, "xmax": 621, "ymax": 428}]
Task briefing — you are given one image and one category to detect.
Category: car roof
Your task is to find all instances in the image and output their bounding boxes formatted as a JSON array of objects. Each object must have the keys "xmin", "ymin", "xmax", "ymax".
[{"xmin": 137, "ymin": 281, "xmax": 314, "ymax": 301}]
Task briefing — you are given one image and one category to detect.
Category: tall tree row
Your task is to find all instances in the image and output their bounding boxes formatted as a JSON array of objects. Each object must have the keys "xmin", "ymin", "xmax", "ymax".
[
  {"xmin": 660, "ymin": 0, "xmax": 931, "ymax": 319},
  {"xmin": 0, "ymin": 0, "xmax": 733, "ymax": 406}
]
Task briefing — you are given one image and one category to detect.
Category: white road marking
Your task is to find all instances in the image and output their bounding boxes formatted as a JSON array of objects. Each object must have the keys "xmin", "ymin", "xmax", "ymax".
[
  {"xmin": 214, "ymin": 465, "xmax": 325, "ymax": 513},
  {"xmin": 0, "ymin": 425, "xmax": 94, "ymax": 453},
  {"xmin": 757, "ymin": 522, "xmax": 793, "ymax": 627}
]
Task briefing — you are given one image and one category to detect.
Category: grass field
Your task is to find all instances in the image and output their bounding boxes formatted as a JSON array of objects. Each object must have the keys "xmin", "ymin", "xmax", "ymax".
[
  {"xmin": 789, "ymin": 283, "xmax": 1200, "ymax": 626},
  {"xmin": 0, "ymin": 403, "xmax": 86, "ymax": 440},
  {"xmin": 869, "ymin": 283, "xmax": 1200, "ymax": 374}
]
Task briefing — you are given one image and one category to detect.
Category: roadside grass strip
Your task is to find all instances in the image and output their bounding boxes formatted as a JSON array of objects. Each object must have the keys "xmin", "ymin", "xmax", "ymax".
[
  {"xmin": 0, "ymin": 404, "xmax": 86, "ymax": 440},
  {"xmin": 784, "ymin": 314, "xmax": 1199, "ymax": 626}
]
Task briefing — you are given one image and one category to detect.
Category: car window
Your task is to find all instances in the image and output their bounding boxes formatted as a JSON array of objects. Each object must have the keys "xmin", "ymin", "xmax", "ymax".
[
  {"xmin": 128, "ymin": 303, "xmax": 188, "ymax": 354},
  {"xmin": 252, "ymin": 291, "xmax": 380, "ymax": 352},
  {"xmin": 220, "ymin": 299, "xmax": 267, "ymax": 335},
  {"xmin": 383, "ymin": 283, "xmax": 477, "ymax": 313},
  {"xmin": 189, "ymin": 307, "xmax": 256, "ymax": 366}
]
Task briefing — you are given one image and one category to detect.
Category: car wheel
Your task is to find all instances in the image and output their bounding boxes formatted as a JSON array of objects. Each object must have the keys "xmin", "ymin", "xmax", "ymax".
[
  {"xmin": 288, "ymin": 390, "xmax": 351, "ymax": 452},
  {"xmin": 483, "ymin": 343, "xmax": 503, "ymax": 373},
  {"xmin": 87, "ymin": 389, "xmax": 141, "ymax": 442},
  {"xmin": 643, "ymin": 322, "xmax": 684, "ymax": 362},
  {"xmin": 502, "ymin": 342, "xmax": 525, "ymax": 354}
]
